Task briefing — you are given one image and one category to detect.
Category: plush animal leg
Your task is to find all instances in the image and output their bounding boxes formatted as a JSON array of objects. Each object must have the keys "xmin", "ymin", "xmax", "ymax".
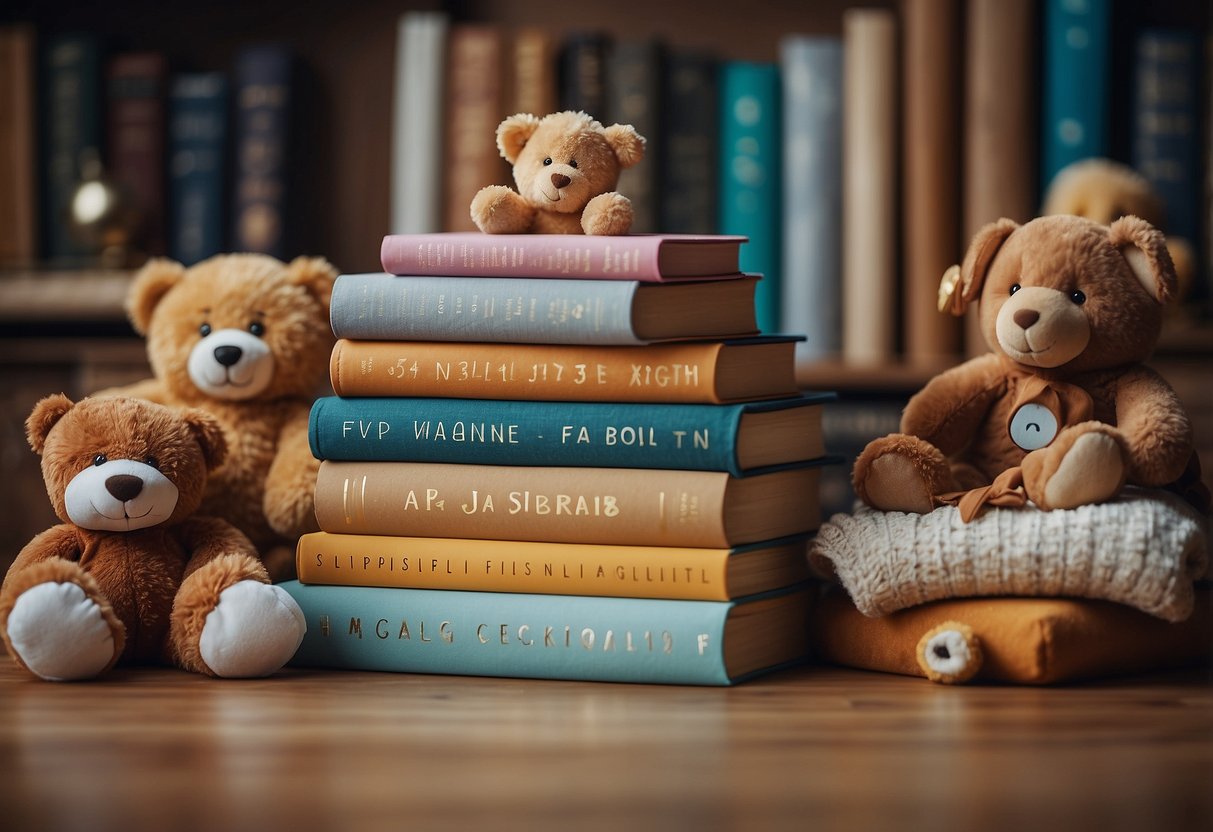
[
  {"xmin": 0, "ymin": 559, "xmax": 124, "ymax": 681},
  {"xmin": 1022, "ymin": 421, "xmax": 1128, "ymax": 510},
  {"xmin": 581, "ymin": 192, "xmax": 634, "ymax": 236},
  {"xmin": 470, "ymin": 185, "xmax": 536, "ymax": 234},
  {"xmin": 916, "ymin": 621, "xmax": 982, "ymax": 684},
  {"xmin": 853, "ymin": 434, "xmax": 954, "ymax": 513},
  {"xmin": 170, "ymin": 554, "xmax": 305, "ymax": 678}
]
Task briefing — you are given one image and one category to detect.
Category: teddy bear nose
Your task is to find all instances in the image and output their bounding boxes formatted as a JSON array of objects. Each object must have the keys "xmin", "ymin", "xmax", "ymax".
[
  {"xmin": 551, "ymin": 173, "xmax": 571, "ymax": 189},
  {"xmin": 105, "ymin": 474, "xmax": 144, "ymax": 503},
  {"xmin": 1013, "ymin": 309, "xmax": 1040, "ymax": 330},
  {"xmin": 214, "ymin": 345, "xmax": 243, "ymax": 367}
]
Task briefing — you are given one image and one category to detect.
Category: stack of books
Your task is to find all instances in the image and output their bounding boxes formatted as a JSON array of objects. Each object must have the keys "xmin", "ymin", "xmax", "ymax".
[{"xmin": 280, "ymin": 232, "xmax": 835, "ymax": 685}]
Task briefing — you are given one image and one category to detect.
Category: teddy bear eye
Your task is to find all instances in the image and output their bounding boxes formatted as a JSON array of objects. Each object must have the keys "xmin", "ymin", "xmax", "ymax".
[
  {"xmin": 568, "ymin": 159, "xmax": 578, "ymax": 169},
  {"xmin": 249, "ymin": 321, "xmax": 265, "ymax": 337},
  {"xmin": 199, "ymin": 322, "xmax": 212, "ymax": 337},
  {"xmin": 542, "ymin": 157, "xmax": 553, "ymax": 166},
  {"xmin": 1070, "ymin": 290, "xmax": 1086, "ymax": 305},
  {"xmin": 143, "ymin": 455, "xmax": 159, "ymax": 469},
  {"xmin": 1009, "ymin": 284, "xmax": 1021, "ymax": 295},
  {"xmin": 93, "ymin": 453, "xmax": 108, "ymax": 467}
]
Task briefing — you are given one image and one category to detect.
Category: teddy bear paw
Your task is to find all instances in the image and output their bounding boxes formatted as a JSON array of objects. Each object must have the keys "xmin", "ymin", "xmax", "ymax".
[
  {"xmin": 198, "ymin": 580, "xmax": 305, "ymax": 678},
  {"xmin": 581, "ymin": 193, "xmax": 633, "ymax": 236},
  {"xmin": 470, "ymin": 185, "xmax": 533, "ymax": 234},
  {"xmin": 1040, "ymin": 432, "xmax": 1125, "ymax": 509},
  {"xmin": 6, "ymin": 582, "xmax": 118, "ymax": 681}
]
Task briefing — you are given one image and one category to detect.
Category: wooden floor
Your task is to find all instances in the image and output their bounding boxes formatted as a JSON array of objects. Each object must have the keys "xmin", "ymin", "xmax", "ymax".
[{"xmin": 1, "ymin": 656, "xmax": 1211, "ymax": 831}]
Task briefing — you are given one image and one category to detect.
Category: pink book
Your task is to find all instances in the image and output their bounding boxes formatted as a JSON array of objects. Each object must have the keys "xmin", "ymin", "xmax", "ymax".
[{"xmin": 380, "ymin": 232, "xmax": 748, "ymax": 282}]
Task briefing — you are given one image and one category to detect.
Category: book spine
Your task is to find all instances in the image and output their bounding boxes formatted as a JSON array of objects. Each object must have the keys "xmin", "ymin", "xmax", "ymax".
[
  {"xmin": 659, "ymin": 51, "xmax": 718, "ymax": 235},
  {"xmin": 963, "ymin": 0, "xmax": 1037, "ymax": 357},
  {"xmin": 606, "ymin": 38, "xmax": 662, "ymax": 233},
  {"xmin": 1040, "ymin": 0, "xmax": 1110, "ymax": 193},
  {"xmin": 902, "ymin": 0, "xmax": 962, "ymax": 364},
  {"xmin": 779, "ymin": 36, "xmax": 842, "ymax": 363},
  {"xmin": 443, "ymin": 25, "xmax": 509, "ymax": 233},
  {"xmin": 168, "ymin": 73, "xmax": 228, "ymax": 265},
  {"xmin": 309, "ymin": 395, "xmax": 768, "ymax": 474},
  {"xmin": 718, "ymin": 62, "xmax": 782, "ymax": 334},
  {"xmin": 231, "ymin": 44, "xmax": 292, "ymax": 259},
  {"xmin": 328, "ymin": 339, "xmax": 788, "ymax": 403},
  {"xmin": 0, "ymin": 25, "xmax": 37, "ymax": 266},
  {"xmin": 107, "ymin": 52, "xmax": 167, "ymax": 257},
  {"xmin": 559, "ymin": 32, "xmax": 610, "ymax": 118},
  {"xmin": 296, "ymin": 532, "xmax": 745, "ymax": 600},
  {"xmin": 41, "ymin": 33, "xmax": 102, "ymax": 263},
  {"xmin": 281, "ymin": 579, "xmax": 743, "ymax": 684},
  {"xmin": 842, "ymin": 9, "xmax": 898, "ymax": 365},
  {"xmin": 509, "ymin": 28, "xmax": 557, "ymax": 116},
  {"xmin": 391, "ymin": 12, "xmax": 448, "ymax": 234},
  {"xmin": 329, "ymin": 272, "xmax": 646, "ymax": 344}
]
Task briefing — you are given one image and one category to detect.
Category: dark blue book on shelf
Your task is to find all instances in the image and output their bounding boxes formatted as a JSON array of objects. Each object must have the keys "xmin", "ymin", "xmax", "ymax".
[
  {"xmin": 718, "ymin": 61, "xmax": 781, "ymax": 335},
  {"xmin": 168, "ymin": 72, "xmax": 228, "ymax": 265},
  {"xmin": 1040, "ymin": 0, "xmax": 1111, "ymax": 193},
  {"xmin": 660, "ymin": 50, "xmax": 718, "ymax": 235},
  {"xmin": 231, "ymin": 44, "xmax": 292, "ymax": 260}
]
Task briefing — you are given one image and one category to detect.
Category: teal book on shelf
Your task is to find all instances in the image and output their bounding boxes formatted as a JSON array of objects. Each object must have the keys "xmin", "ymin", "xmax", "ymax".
[
  {"xmin": 282, "ymin": 580, "xmax": 812, "ymax": 685},
  {"xmin": 1040, "ymin": 0, "xmax": 1110, "ymax": 193},
  {"xmin": 718, "ymin": 61, "xmax": 781, "ymax": 335}
]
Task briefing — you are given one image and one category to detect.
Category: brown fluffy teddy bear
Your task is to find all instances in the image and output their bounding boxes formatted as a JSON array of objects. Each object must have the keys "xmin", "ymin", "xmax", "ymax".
[
  {"xmin": 104, "ymin": 253, "xmax": 337, "ymax": 580},
  {"xmin": 470, "ymin": 110, "xmax": 645, "ymax": 235},
  {"xmin": 852, "ymin": 214, "xmax": 1197, "ymax": 520},
  {"xmin": 0, "ymin": 395, "xmax": 306, "ymax": 681}
]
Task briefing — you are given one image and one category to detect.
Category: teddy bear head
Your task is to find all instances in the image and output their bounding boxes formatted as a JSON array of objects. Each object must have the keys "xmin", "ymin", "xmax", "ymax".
[
  {"xmin": 1042, "ymin": 158, "xmax": 1167, "ymax": 228},
  {"xmin": 496, "ymin": 110, "xmax": 645, "ymax": 215},
  {"xmin": 126, "ymin": 253, "xmax": 337, "ymax": 403},
  {"xmin": 26, "ymin": 395, "xmax": 226, "ymax": 531},
  {"xmin": 946, "ymin": 214, "xmax": 1177, "ymax": 374}
]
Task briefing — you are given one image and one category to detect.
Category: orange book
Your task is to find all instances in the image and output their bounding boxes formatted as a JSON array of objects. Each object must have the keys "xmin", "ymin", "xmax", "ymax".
[
  {"xmin": 313, "ymin": 461, "xmax": 823, "ymax": 548},
  {"xmin": 328, "ymin": 337, "xmax": 799, "ymax": 403},
  {"xmin": 296, "ymin": 532, "xmax": 810, "ymax": 601}
]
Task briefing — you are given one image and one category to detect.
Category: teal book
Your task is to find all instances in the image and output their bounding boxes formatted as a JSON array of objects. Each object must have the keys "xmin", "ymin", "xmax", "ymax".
[
  {"xmin": 328, "ymin": 272, "xmax": 759, "ymax": 345},
  {"xmin": 718, "ymin": 62, "xmax": 781, "ymax": 334},
  {"xmin": 281, "ymin": 580, "xmax": 812, "ymax": 685},
  {"xmin": 308, "ymin": 394, "xmax": 833, "ymax": 474},
  {"xmin": 1040, "ymin": 0, "xmax": 1110, "ymax": 193}
]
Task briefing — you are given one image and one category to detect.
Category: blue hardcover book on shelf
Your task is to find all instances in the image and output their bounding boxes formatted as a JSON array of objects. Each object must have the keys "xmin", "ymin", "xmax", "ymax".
[
  {"xmin": 231, "ymin": 44, "xmax": 292, "ymax": 259},
  {"xmin": 309, "ymin": 393, "xmax": 833, "ymax": 474},
  {"xmin": 1040, "ymin": 0, "xmax": 1110, "ymax": 193},
  {"xmin": 168, "ymin": 73, "xmax": 228, "ymax": 265},
  {"xmin": 718, "ymin": 62, "xmax": 781, "ymax": 334},
  {"xmin": 282, "ymin": 581, "xmax": 811, "ymax": 685}
]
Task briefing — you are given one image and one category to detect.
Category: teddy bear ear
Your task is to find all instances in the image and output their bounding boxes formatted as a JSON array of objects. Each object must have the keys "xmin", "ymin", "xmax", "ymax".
[
  {"xmin": 126, "ymin": 258, "xmax": 187, "ymax": 335},
  {"xmin": 1108, "ymin": 215, "xmax": 1177, "ymax": 304},
  {"xmin": 26, "ymin": 394, "xmax": 75, "ymax": 455},
  {"xmin": 496, "ymin": 113, "xmax": 542, "ymax": 163},
  {"xmin": 285, "ymin": 256, "xmax": 338, "ymax": 307},
  {"xmin": 953, "ymin": 218, "xmax": 1019, "ymax": 315},
  {"xmin": 181, "ymin": 407, "xmax": 228, "ymax": 472},
  {"xmin": 603, "ymin": 124, "xmax": 645, "ymax": 169}
]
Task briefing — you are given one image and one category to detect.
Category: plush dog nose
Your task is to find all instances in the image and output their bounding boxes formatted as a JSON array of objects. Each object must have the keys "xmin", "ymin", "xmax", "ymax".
[
  {"xmin": 1013, "ymin": 309, "xmax": 1040, "ymax": 330},
  {"xmin": 214, "ymin": 345, "xmax": 243, "ymax": 367},
  {"xmin": 551, "ymin": 173, "xmax": 571, "ymax": 189},
  {"xmin": 106, "ymin": 474, "xmax": 144, "ymax": 502}
]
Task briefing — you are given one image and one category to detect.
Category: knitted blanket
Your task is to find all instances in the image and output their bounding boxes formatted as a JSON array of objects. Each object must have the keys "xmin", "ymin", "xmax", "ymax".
[{"xmin": 809, "ymin": 488, "xmax": 1210, "ymax": 622}]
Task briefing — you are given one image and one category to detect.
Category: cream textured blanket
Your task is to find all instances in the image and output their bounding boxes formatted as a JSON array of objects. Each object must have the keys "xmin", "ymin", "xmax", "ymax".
[{"xmin": 809, "ymin": 489, "xmax": 1210, "ymax": 622}]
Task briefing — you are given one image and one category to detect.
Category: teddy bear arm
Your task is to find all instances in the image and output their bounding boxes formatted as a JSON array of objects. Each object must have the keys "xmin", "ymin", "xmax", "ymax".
[
  {"xmin": 581, "ymin": 192, "xmax": 634, "ymax": 236},
  {"xmin": 263, "ymin": 411, "xmax": 322, "ymax": 538},
  {"xmin": 173, "ymin": 516, "xmax": 266, "ymax": 582},
  {"xmin": 471, "ymin": 185, "xmax": 537, "ymax": 234},
  {"xmin": 1109, "ymin": 368, "xmax": 1195, "ymax": 486},
  {"xmin": 4, "ymin": 525, "xmax": 86, "ymax": 581},
  {"xmin": 901, "ymin": 355, "xmax": 1005, "ymax": 456}
]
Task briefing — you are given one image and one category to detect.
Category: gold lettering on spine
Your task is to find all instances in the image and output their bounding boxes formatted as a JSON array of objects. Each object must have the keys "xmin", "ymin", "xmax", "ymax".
[
  {"xmin": 348, "ymin": 618, "xmax": 363, "ymax": 638},
  {"xmin": 544, "ymin": 626, "xmax": 555, "ymax": 647},
  {"xmin": 320, "ymin": 615, "xmax": 330, "ymax": 637},
  {"xmin": 399, "ymin": 620, "xmax": 411, "ymax": 640}
]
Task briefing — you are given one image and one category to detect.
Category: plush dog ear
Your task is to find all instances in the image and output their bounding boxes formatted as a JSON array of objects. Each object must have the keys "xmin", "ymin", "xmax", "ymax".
[
  {"xmin": 950, "ymin": 218, "xmax": 1019, "ymax": 315},
  {"xmin": 603, "ymin": 124, "xmax": 645, "ymax": 169},
  {"xmin": 496, "ymin": 113, "xmax": 542, "ymax": 163},
  {"xmin": 126, "ymin": 258, "xmax": 187, "ymax": 335},
  {"xmin": 284, "ymin": 256, "xmax": 338, "ymax": 308},
  {"xmin": 26, "ymin": 394, "xmax": 75, "ymax": 455},
  {"xmin": 181, "ymin": 408, "xmax": 228, "ymax": 472},
  {"xmin": 1108, "ymin": 215, "xmax": 1177, "ymax": 304}
]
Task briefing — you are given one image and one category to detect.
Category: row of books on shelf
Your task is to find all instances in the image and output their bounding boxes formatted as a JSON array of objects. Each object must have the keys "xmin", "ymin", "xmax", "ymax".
[{"xmin": 281, "ymin": 231, "xmax": 837, "ymax": 685}]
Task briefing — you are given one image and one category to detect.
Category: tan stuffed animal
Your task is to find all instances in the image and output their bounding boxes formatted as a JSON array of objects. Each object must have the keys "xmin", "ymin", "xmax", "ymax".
[
  {"xmin": 470, "ymin": 110, "xmax": 645, "ymax": 235},
  {"xmin": 107, "ymin": 253, "xmax": 337, "ymax": 579},
  {"xmin": 853, "ymin": 214, "xmax": 1198, "ymax": 520},
  {"xmin": 0, "ymin": 395, "xmax": 305, "ymax": 681}
]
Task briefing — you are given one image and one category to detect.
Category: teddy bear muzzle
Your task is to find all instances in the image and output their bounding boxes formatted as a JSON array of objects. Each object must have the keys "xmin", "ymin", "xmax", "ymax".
[
  {"xmin": 994, "ymin": 286, "xmax": 1091, "ymax": 368},
  {"xmin": 63, "ymin": 458, "xmax": 179, "ymax": 532},
  {"xmin": 187, "ymin": 328, "xmax": 275, "ymax": 400}
]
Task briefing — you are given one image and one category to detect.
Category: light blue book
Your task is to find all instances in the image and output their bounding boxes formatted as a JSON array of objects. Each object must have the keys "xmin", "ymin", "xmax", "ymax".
[
  {"xmin": 718, "ymin": 62, "xmax": 782, "ymax": 334},
  {"xmin": 779, "ymin": 36, "xmax": 842, "ymax": 362},
  {"xmin": 1040, "ymin": 0, "xmax": 1111, "ymax": 193},
  {"xmin": 282, "ymin": 580, "xmax": 811, "ymax": 685},
  {"xmin": 308, "ymin": 394, "xmax": 832, "ymax": 474}
]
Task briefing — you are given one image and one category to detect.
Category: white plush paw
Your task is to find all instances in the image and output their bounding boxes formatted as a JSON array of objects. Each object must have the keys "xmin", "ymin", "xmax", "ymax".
[
  {"xmin": 198, "ymin": 581, "xmax": 306, "ymax": 678},
  {"xmin": 1044, "ymin": 432, "xmax": 1124, "ymax": 509},
  {"xmin": 6, "ymin": 582, "xmax": 116, "ymax": 681}
]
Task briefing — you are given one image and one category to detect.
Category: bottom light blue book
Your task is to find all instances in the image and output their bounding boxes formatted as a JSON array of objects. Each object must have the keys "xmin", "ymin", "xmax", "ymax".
[{"xmin": 281, "ymin": 581, "xmax": 811, "ymax": 686}]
